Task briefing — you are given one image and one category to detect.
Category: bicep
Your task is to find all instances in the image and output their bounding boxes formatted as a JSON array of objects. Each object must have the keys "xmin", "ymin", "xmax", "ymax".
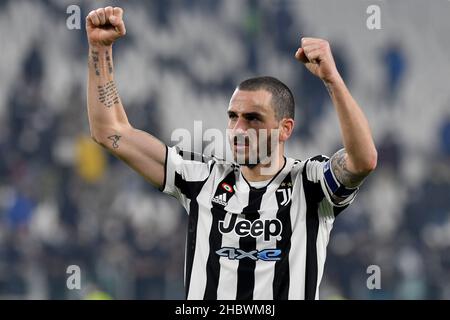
[{"xmin": 100, "ymin": 125, "xmax": 166, "ymax": 189}]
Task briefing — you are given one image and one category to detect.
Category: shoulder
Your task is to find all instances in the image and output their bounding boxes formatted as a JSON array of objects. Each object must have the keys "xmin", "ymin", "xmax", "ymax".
[
  {"xmin": 306, "ymin": 154, "xmax": 330, "ymax": 163},
  {"xmin": 205, "ymin": 152, "xmax": 238, "ymax": 176},
  {"xmin": 286, "ymin": 154, "xmax": 330, "ymax": 170},
  {"xmin": 287, "ymin": 154, "xmax": 330, "ymax": 183}
]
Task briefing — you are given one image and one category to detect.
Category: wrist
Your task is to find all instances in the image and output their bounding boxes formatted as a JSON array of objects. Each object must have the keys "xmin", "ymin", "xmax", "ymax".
[
  {"xmin": 323, "ymin": 74, "xmax": 345, "ymax": 95},
  {"xmin": 89, "ymin": 43, "xmax": 112, "ymax": 52},
  {"xmin": 323, "ymin": 72, "xmax": 344, "ymax": 87},
  {"xmin": 88, "ymin": 45, "xmax": 114, "ymax": 77}
]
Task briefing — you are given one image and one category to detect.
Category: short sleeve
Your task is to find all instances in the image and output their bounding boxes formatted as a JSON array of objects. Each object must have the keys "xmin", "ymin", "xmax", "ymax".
[
  {"xmin": 160, "ymin": 145, "xmax": 214, "ymax": 209},
  {"xmin": 304, "ymin": 155, "xmax": 359, "ymax": 208}
]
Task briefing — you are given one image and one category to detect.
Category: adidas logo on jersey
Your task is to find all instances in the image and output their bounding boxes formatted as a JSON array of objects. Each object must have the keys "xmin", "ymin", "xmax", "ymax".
[{"xmin": 212, "ymin": 193, "xmax": 228, "ymax": 206}]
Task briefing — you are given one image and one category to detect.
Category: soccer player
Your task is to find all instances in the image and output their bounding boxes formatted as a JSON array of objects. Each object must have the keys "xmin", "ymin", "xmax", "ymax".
[{"xmin": 86, "ymin": 7, "xmax": 377, "ymax": 300}]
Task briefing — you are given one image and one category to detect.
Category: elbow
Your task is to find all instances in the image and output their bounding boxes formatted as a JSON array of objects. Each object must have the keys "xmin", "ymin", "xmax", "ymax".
[
  {"xmin": 89, "ymin": 124, "xmax": 130, "ymax": 150},
  {"xmin": 91, "ymin": 132, "xmax": 112, "ymax": 152},
  {"xmin": 89, "ymin": 127, "xmax": 105, "ymax": 147},
  {"xmin": 367, "ymin": 151, "xmax": 378, "ymax": 172},
  {"xmin": 358, "ymin": 149, "xmax": 378, "ymax": 174},
  {"xmin": 90, "ymin": 133, "xmax": 106, "ymax": 148}
]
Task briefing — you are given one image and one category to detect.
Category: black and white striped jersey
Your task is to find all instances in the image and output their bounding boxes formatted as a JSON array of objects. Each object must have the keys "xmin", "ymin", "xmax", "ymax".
[{"xmin": 160, "ymin": 145, "xmax": 358, "ymax": 300}]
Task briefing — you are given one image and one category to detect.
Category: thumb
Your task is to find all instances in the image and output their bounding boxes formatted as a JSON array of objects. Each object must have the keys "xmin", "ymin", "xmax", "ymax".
[{"xmin": 295, "ymin": 48, "xmax": 309, "ymax": 64}]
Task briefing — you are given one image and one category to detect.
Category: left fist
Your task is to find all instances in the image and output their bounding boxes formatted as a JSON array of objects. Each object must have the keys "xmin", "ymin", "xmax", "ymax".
[{"xmin": 295, "ymin": 37, "xmax": 341, "ymax": 84}]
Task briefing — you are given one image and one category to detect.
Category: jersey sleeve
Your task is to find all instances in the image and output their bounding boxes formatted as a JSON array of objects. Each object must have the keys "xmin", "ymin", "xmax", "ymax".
[
  {"xmin": 304, "ymin": 155, "xmax": 359, "ymax": 209},
  {"xmin": 160, "ymin": 145, "xmax": 214, "ymax": 210}
]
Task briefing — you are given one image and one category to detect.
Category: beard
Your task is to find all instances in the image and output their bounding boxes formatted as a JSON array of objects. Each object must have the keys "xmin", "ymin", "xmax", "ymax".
[
  {"xmin": 241, "ymin": 161, "xmax": 259, "ymax": 169},
  {"xmin": 233, "ymin": 139, "xmax": 273, "ymax": 167}
]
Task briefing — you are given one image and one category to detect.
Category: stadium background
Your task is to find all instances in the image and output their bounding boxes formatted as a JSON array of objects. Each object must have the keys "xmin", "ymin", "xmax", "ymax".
[{"xmin": 0, "ymin": 0, "xmax": 449, "ymax": 299}]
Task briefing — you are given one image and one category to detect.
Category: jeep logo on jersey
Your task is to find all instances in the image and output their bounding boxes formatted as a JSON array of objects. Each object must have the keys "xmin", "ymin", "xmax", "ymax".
[{"xmin": 218, "ymin": 214, "xmax": 282, "ymax": 241}]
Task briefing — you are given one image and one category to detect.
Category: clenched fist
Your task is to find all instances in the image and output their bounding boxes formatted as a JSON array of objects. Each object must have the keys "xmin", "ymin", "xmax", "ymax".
[
  {"xmin": 86, "ymin": 7, "xmax": 126, "ymax": 47},
  {"xmin": 295, "ymin": 37, "xmax": 341, "ymax": 84}
]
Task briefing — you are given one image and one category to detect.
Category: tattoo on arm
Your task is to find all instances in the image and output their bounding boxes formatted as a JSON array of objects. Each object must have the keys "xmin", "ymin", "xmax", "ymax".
[
  {"xmin": 90, "ymin": 50, "xmax": 113, "ymax": 75},
  {"xmin": 91, "ymin": 50, "xmax": 100, "ymax": 76},
  {"xmin": 107, "ymin": 134, "xmax": 121, "ymax": 149},
  {"xmin": 105, "ymin": 50, "xmax": 113, "ymax": 74},
  {"xmin": 330, "ymin": 148, "xmax": 367, "ymax": 188},
  {"xmin": 97, "ymin": 81, "xmax": 120, "ymax": 108}
]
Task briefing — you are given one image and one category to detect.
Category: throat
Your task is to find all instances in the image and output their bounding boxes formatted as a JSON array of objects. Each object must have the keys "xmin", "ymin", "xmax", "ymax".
[
  {"xmin": 240, "ymin": 156, "xmax": 286, "ymax": 183},
  {"xmin": 247, "ymin": 178, "xmax": 272, "ymax": 189}
]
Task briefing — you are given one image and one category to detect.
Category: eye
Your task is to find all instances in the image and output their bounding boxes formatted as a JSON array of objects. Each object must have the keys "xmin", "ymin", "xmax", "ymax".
[
  {"xmin": 245, "ymin": 115, "xmax": 259, "ymax": 122},
  {"xmin": 228, "ymin": 113, "xmax": 237, "ymax": 120}
]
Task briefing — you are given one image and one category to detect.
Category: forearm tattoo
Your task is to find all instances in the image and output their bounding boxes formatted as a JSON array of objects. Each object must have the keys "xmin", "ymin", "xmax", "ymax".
[
  {"xmin": 91, "ymin": 50, "xmax": 100, "ymax": 76},
  {"xmin": 107, "ymin": 134, "xmax": 121, "ymax": 149},
  {"xmin": 90, "ymin": 50, "xmax": 113, "ymax": 75},
  {"xmin": 105, "ymin": 50, "xmax": 113, "ymax": 74},
  {"xmin": 330, "ymin": 148, "xmax": 367, "ymax": 188},
  {"xmin": 97, "ymin": 81, "xmax": 119, "ymax": 108}
]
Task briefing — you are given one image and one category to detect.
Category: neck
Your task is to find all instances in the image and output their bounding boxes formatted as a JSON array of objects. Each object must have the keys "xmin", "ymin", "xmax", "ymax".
[{"xmin": 241, "ymin": 152, "xmax": 286, "ymax": 182}]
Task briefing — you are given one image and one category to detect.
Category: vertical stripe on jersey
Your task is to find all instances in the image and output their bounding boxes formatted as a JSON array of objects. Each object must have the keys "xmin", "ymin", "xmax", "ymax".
[
  {"xmin": 203, "ymin": 170, "xmax": 236, "ymax": 300},
  {"xmin": 272, "ymin": 172, "xmax": 293, "ymax": 299},
  {"xmin": 216, "ymin": 176, "xmax": 249, "ymax": 299},
  {"xmin": 175, "ymin": 169, "xmax": 213, "ymax": 299},
  {"xmin": 302, "ymin": 165, "xmax": 324, "ymax": 300},
  {"xmin": 287, "ymin": 170, "xmax": 307, "ymax": 299},
  {"xmin": 236, "ymin": 187, "xmax": 266, "ymax": 300}
]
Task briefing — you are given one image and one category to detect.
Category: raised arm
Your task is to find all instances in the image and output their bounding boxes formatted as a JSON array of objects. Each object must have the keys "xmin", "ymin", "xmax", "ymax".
[
  {"xmin": 295, "ymin": 37, "xmax": 377, "ymax": 188},
  {"xmin": 86, "ymin": 7, "xmax": 166, "ymax": 188}
]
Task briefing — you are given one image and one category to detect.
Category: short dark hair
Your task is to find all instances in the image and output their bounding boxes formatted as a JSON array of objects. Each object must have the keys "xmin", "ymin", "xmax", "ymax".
[{"xmin": 237, "ymin": 76, "xmax": 295, "ymax": 120}]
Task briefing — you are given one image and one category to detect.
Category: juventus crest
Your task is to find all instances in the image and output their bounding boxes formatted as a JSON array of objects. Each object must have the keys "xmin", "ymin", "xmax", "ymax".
[{"xmin": 277, "ymin": 182, "xmax": 293, "ymax": 206}]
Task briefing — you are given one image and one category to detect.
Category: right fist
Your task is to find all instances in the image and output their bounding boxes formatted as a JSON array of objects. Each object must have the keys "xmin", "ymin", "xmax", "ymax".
[{"xmin": 86, "ymin": 7, "xmax": 126, "ymax": 47}]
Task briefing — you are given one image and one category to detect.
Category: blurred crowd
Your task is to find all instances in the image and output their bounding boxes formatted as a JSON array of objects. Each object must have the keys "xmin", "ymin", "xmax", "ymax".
[{"xmin": 0, "ymin": 0, "xmax": 449, "ymax": 299}]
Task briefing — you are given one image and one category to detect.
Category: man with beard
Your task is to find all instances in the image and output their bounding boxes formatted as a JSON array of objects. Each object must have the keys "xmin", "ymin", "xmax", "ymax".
[{"xmin": 86, "ymin": 7, "xmax": 377, "ymax": 299}]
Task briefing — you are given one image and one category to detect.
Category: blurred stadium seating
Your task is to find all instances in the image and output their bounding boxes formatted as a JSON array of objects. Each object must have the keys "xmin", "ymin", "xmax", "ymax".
[{"xmin": 0, "ymin": 0, "xmax": 449, "ymax": 299}]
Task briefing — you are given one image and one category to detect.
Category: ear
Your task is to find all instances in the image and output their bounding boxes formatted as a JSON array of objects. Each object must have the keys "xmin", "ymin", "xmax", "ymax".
[{"xmin": 279, "ymin": 118, "xmax": 295, "ymax": 142}]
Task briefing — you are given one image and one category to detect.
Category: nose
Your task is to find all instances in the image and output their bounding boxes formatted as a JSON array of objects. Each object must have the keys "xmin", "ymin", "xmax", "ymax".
[{"xmin": 231, "ymin": 117, "xmax": 248, "ymax": 134}]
